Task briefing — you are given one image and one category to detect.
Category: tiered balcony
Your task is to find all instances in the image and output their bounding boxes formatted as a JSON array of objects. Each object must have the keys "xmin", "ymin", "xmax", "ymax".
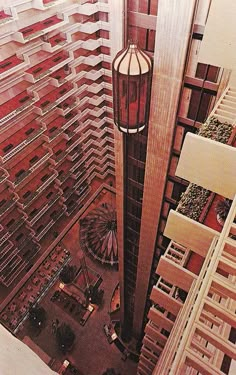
[
  {"xmin": 55, "ymin": 159, "xmax": 73, "ymax": 185},
  {"xmin": 12, "ymin": 14, "xmax": 67, "ymax": 43},
  {"xmin": 0, "ymin": 240, "xmax": 14, "ymax": 271},
  {"xmin": 0, "ymin": 167, "xmax": 9, "ymax": 185},
  {"xmin": 72, "ymin": 63, "xmax": 89, "ymax": 82},
  {"xmin": 63, "ymin": 120, "xmax": 80, "ymax": 140},
  {"xmin": 32, "ymin": 0, "xmax": 64, "ymax": 11},
  {"xmin": 11, "ymin": 225, "xmax": 34, "ymax": 251},
  {"xmin": 42, "ymin": 110, "xmax": 79, "ymax": 142},
  {"xmin": 0, "ymin": 112, "xmax": 45, "ymax": 163},
  {"xmin": 65, "ymin": 192, "xmax": 82, "ymax": 216},
  {"xmin": 72, "ymin": 47, "xmax": 90, "ymax": 67},
  {"xmin": 65, "ymin": 181, "xmax": 90, "ymax": 216},
  {"xmin": 16, "ymin": 163, "xmax": 57, "ymax": 208},
  {"xmin": 64, "ymin": 133, "xmax": 80, "ymax": 156},
  {"xmin": 56, "ymin": 94, "xmax": 78, "ymax": 115},
  {"xmin": 0, "ymin": 235, "xmax": 40, "ymax": 287},
  {"xmin": 0, "ymin": 208, "xmax": 25, "ymax": 247},
  {"xmin": 25, "ymin": 184, "xmax": 61, "ymax": 226},
  {"xmin": 34, "ymin": 82, "xmax": 77, "ymax": 115},
  {"xmin": 71, "ymin": 161, "xmax": 86, "ymax": 180},
  {"xmin": 67, "ymin": 143, "xmax": 83, "ymax": 162},
  {"xmin": 50, "ymin": 64, "xmax": 73, "ymax": 85},
  {"xmin": 62, "ymin": 175, "xmax": 89, "ymax": 207},
  {"xmin": 33, "ymin": 202, "xmax": 66, "ymax": 241},
  {"xmin": 0, "ymin": 184, "xmax": 18, "ymax": 217},
  {"xmin": 61, "ymin": 177, "xmax": 77, "ymax": 200},
  {"xmin": 42, "ymin": 33, "xmax": 67, "ymax": 52},
  {"xmin": 0, "ymin": 251, "xmax": 27, "ymax": 288},
  {"xmin": 42, "ymin": 113, "xmax": 67, "ymax": 142},
  {"xmin": 50, "ymin": 136, "xmax": 68, "ymax": 164},
  {"xmin": 6, "ymin": 138, "xmax": 52, "ymax": 189},
  {"xmin": 0, "ymin": 54, "xmax": 27, "ymax": 80},
  {"xmin": 0, "ymin": 8, "xmax": 14, "ymax": 25},
  {"xmin": 25, "ymin": 50, "xmax": 72, "ymax": 82},
  {"xmin": 20, "ymin": 238, "xmax": 41, "ymax": 264},
  {"xmin": 76, "ymin": 181, "xmax": 89, "ymax": 199},
  {"xmin": 0, "ymin": 84, "xmax": 35, "ymax": 124}
]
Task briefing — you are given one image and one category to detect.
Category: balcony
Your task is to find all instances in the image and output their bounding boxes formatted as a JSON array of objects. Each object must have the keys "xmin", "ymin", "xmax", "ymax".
[
  {"xmin": 20, "ymin": 239, "xmax": 41, "ymax": 263},
  {"xmin": 61, "ymin": 177, "xmax": 76, "ymax": 200},
  {"xmin": 0, "ymin": 240, "xmax": 13, "ymax": 262},
  {"xmin": 55, "ymin": 159, "xmax": 73, "ymax": 185},
  {"xmin": 0, "ymin": 114, "xmax": 45, "ymax": 163},
  {"xmin": 0, "ymin": 167, "xmax": 9, "ymax": 184},
  {"xmin": 42, "ymin": 33, "xmax": 67, "ymax": 52},
  {"xmin": 25, "ymin": 50, "xmax": 72, "ymax": 82},
  {"xmin": 65, "ymin": 133, "xmax": 80, "ymax": 153},
  {"xmin": 50, "ymin": 137, "xmax": 68, "ymax": 164},
  {"xmin": 32, "ymin": 0, "xmax": 64, "ymax": 10},
  {"xmin": 71, "ymin": 163, "xmax": 86, "ymax": 180},
  {"xmin": 76, "ymin": 181, "xmax": 89, "ymax": 197},
  {"xmin": 67, "ymin": 144, "xmax": 83, "ymax": 162},
  {"xmin": 0, "ymin": 253, "xmax": 27, "ymax": 288},
  {"xmin": 0, "ymin": 9, "xmax": 14, "ymax": 25},
  {"xmin": 0, "ymin": 209, "xmax": 25, "ymax": 246},
  {"xmin": 6, "ymin": 139, "xmax": 52, "ymax": 189},
  {"xmin": 50, "ymin": 64, "xmax": 72, "ymax": 85},
  {"xmin": 25, "ymin": 185, "xmax": 61, "ymax": 226},
  {"xmin": 63, "ymin": 121, "xmax": 79, "ymax": 140},
  {"xmin": 0, "ymin": 88, "xmax": 35, "ymax": 125},
  {"xmin": 0, "ymin": 185, "xmax": 18, "ymax": 217},
  {"xmin": 12, "ymin": 14, "xmax": 66, "ymax": 43},
  {"xmin": 42, "ymin": 113, "xmax": 67, "ymax": 142},
  {"xmin": 0, "ymin": 54, "xmax": 27, "ymax": 80},
  {"xmin": 65, "ymin": 192, "xmax": 82, "ymax": 216},
  {"xmin": 11, "ymin": 226, "xmax": 34, "ymax": 251},
  {"xmin": 16, "ymin": 163, "xmax": 58, "ymax": 208},
  {"xmin": 34, "ymin": 82, "xmax": 77, "ymax": 115},
  {"xmin": 56, "ymin": 95, "xmax": 78, "ymax": 115},
  {"xmin": 33, "ymin": 203, "xmax": 66, "ymax": 241}
]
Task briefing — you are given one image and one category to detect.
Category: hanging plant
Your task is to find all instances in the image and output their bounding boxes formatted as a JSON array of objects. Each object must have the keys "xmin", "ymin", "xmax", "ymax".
[{"xmin": 215, "ymin": 198, "xmax": 232, "ymax": 225}]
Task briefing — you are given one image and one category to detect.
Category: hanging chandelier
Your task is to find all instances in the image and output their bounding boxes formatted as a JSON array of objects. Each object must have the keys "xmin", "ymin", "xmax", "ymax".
[{"xmin": 112, "ymin": 41, "xmax": 153, "ymax": 134}]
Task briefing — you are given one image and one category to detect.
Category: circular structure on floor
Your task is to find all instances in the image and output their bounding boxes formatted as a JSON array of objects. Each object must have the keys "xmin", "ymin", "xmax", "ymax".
[{"xmin": 80, "ymin": 203, "xmax": 118, "ymax": 266}]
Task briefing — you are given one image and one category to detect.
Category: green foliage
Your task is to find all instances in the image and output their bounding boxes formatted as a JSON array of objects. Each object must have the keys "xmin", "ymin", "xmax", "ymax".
[
  {"xmin": 198, "ymin": 116, "xmax": 233, "ymax": 144},
  {"xmin": 56, "ymin": 323, "xmax": 75, "ymax": 353},
  {"xmin": 177, "ymin": 183, "xmax": 210, "ymax": 221},
  {"xmin": 177, "ymin": 116, "xmax": 233, "ymax": 220},
  {"xmin": 59, "ymin": 264, "xmax": 77, "ymax": 284},
  {"xmin": 29, "ymin": 306, "xmax": 46, "ymax": 328},
  {"xmin": 215, "ymin": 199, "xmax": 232, "ymax": 221}
]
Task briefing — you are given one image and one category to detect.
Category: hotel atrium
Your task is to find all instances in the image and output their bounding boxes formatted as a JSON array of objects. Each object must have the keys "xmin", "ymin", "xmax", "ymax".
[{"xmin": 0, "ymin": 0, "xmax": 235, "ymax": 374}]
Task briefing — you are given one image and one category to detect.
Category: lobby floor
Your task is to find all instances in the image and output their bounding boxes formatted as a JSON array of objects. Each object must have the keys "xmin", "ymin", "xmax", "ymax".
[{"xmin": 18, "ymin": 189, "xmax": 138, "ymax": 375}]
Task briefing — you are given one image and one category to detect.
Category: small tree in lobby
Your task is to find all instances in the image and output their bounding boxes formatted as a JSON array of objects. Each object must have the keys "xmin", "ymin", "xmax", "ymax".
[
  {"xmin": 56, "ymin": 323, "xmax": 75, "ymax": 353},
  {"xmin": 29, "ymin": 305, "xmax": 46, "ymax": 328},
  {"xmin": 59, "ymin": 264, "xmax": 77, "ymax": 284}
]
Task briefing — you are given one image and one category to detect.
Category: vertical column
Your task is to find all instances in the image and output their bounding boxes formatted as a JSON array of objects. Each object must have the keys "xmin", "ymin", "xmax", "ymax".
[
  {"xmin": 133, "ymin": 0, "xmax": 197, "ymax": 338},
  {"xmin": 109, "ymin": 0, "xmax": 126, "ymax": 327}
]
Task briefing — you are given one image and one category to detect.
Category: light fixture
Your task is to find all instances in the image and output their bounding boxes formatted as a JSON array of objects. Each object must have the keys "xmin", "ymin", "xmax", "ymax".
[{"xmin": 112, "ymin": 41, "xmax": 153, "ymax": 134}]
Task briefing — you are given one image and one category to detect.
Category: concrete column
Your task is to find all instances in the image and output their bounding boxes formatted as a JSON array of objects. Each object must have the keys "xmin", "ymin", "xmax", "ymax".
[{"xmin": 133, "ymin": 0, "xmax": 197, "ymax": 338}]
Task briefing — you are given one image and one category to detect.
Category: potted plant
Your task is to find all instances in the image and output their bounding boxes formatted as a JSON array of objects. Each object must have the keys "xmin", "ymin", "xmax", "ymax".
[{"xmin": 215, "ymin": 198, "xmax": 232, "ymax": 225}]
